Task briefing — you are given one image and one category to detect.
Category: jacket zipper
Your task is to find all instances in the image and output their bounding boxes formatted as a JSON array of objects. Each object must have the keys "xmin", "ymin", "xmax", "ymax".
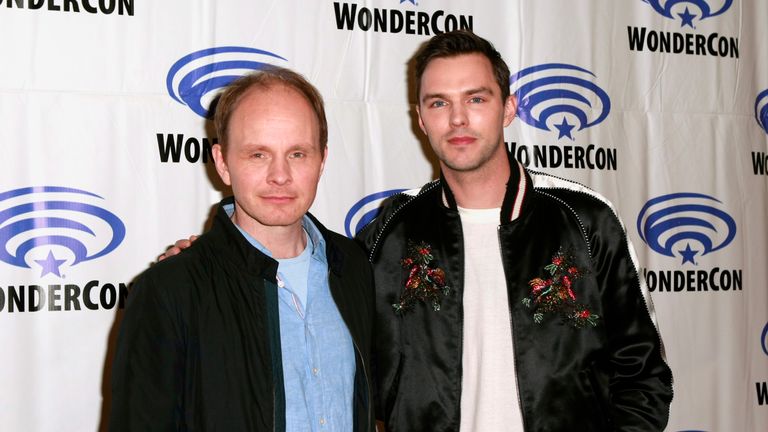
[
  {"xmin": 328, "ymin": 268, "xmax": 373, "ymax": 431},
  {"xmin": 456, "ymin": 272, "xmax": 464, "ymax": 430},
  {"xmin": 272, "ymin": 386, "xmax": 276, "ymax": 432},
  {"xmin": 498, "ymin": 227, "xmax": 529, "ymax": 432},
  {"xmin": 352, "ymin": 338, "xmax": 372, "ymax": 431}
]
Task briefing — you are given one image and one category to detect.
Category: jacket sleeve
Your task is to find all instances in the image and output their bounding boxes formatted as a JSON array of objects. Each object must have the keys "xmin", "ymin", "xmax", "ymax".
[
  {"xmin": 109, "ymin": 271, "xmax": 187, "ymax": 431},
  {"xmin": 354, "ymin": 197, "xmax": 402, "ymax": 423},
  {"xmin": 591, "ymin": 207, "xmax": 673, "ymax": 431}
]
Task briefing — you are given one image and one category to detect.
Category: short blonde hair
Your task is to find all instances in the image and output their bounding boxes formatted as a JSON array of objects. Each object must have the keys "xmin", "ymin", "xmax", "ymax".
[{"xmin": 214, "ymin": 66, "xmax": 328, "ymax": 151}]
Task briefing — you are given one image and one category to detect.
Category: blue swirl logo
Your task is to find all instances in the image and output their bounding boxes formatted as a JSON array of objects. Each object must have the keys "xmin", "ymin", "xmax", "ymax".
[
  {"xmin": 755, "ymin": 89, "xmax": 768, "ymax": 135},
  {"xmin": 344, "ymin": 189, "xmax": 406, "ymax": 238},
  {"xmin": 510, "ymin": 63, "xmax": 611, "ymax": 141},
  {"xmin": 760, "ymin": 321, "xmax": 768, "ymax": 357},
  {"xmin": 0, "ymin": 186, "xmax": 126, "ymax": 278},
  {"xmin": 643, "ymin": 0, "xmax": 732, "ymax": 28},
  {"xmin": 166, "ymin": 46, "xmax": 288, "ymax": 118},
  {"xmin": 637, "ymin": 193, "xmax": 736, "ymax": 265}
]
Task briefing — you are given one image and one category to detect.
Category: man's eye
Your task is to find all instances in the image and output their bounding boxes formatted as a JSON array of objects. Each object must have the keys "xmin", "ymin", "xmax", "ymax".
[
  {"xmin": 290, "ymin": 152, "xmax": 305, "ymax": 159},
  {"xmin": 469, "ymin": 97, "xmax": 484, "ymax": 103},
  {"xmin": 430, "ymin": 100, "xmax": 447, "ymax": 108},
  {"xmin": 251, "ymin": 153, "xmax": 265, "ymax": 159}
]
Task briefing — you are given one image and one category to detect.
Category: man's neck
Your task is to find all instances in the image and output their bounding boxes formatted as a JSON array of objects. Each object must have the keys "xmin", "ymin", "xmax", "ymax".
[
  {"xmin": 442, "ymin": 149, "xmax": 510, "ymax": 210},
  {"xmin": 232, "ymin": 212, "xmax": 307, "ymax": 259}
]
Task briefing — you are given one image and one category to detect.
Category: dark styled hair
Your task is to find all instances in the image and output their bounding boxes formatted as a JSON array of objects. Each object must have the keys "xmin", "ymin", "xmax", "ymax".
[
  {"xmin": 214, "ymin": 66, "xmax": 328, "ymax": 151},
  {"xmin": 414, "ymin": 30, "xmax": 511, "ymax": 102}
]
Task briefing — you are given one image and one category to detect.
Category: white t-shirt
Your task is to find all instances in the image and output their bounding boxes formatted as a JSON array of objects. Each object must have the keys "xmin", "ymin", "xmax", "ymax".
[{"xmin": 458, "ymin": 206, "xmax": 524, "ymax": 432}]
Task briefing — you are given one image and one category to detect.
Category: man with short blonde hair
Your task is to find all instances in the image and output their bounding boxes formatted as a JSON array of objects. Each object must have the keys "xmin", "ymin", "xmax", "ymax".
[{"xmin": 110, "ymin": 67, "xmax": 375, "ymax": 432}]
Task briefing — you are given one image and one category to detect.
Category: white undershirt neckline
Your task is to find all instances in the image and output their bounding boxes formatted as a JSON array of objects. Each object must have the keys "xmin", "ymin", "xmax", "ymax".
[
  {"xmin": 457, "ymin": 206, "xmax": 525, "ymax": 432},
  {"xmin": 456, "ymin": 206, "xmax": 500, "ymax": 222}
]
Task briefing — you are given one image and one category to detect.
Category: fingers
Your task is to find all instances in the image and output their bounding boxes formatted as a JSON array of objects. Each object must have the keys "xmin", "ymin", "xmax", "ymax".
[{"xmin": 157, "ymin": 235, "xmax": 199, "ymax": 261}]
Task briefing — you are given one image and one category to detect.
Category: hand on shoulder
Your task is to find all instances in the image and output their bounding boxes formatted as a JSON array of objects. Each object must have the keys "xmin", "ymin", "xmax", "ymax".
[{"xmin": 157, "ymin": 235, "xmax": 198, "ymax": 261}]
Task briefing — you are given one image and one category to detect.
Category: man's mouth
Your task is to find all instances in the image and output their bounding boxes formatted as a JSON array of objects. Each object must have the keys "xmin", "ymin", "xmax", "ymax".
[
  {"xmin": 262, "ymin": 195, "xmax": 295, "ymax": 203},
  {"xmin": 447, "ymin": 136, "xmax": 476, "ymax": 145}
]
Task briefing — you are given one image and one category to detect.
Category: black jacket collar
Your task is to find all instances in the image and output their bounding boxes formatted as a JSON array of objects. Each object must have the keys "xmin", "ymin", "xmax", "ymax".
[
  {"xmin": 209, "ymin": 196, "xmax": 345, "ymax": 281},
  {"xmin": 438, "ymin": 147, "xmax": 533, "ymax": 224}
]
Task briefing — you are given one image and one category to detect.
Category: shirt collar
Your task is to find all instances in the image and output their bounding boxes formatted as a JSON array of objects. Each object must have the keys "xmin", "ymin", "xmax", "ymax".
[
  {"xmin": 302, "ymin": 214, "xmax": 328, "ymax": 265},
  {"xmin": 224, "ymin": 203, "xmax": 327, "ymax": 264}
]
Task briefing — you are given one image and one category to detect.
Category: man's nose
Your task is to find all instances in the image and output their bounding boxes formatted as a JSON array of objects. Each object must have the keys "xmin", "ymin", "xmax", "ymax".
[
  {"xmin": 450, "ymin": 104, "xmax": 468, "ymax": 127},
  {"xmin": 267, "ymin": 157, "xmax": 292, "ymax": 185}
]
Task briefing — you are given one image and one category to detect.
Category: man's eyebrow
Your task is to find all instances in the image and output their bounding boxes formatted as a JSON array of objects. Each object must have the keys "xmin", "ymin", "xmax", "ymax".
[
  {"xmin": 240, "ymin": 141, "xmax": 315, "ymax": 149},
  {"xmin": 421, "ymin": 92, "xmax": 447, "ymax": 103},
  {"xmin": 421, "ymin": 86, "xmax": 495, "ymax": 103},
  {"xmin": 464, "ymin": 86, "xmax": 494, "ymax": 96}
]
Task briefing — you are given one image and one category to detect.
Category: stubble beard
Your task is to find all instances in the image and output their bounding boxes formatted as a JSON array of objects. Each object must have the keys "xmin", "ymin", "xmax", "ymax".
[{"xmin": 435, "ymin": 135, "xmax": 505, "ymax": 173}]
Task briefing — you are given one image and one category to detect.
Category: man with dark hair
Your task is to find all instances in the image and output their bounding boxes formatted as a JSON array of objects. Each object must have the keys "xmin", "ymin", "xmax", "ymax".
[
  {"xmin": 110, "ymin": 67, "xmax": 375, "ymax": 431},
  {"xmin": 356, "ymin": 30, "xmax": 673, "ymax": 431}
]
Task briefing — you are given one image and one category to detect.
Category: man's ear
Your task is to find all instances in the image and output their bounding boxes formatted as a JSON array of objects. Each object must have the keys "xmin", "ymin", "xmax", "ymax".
[
  {"xmin": 212, "ymin": 144, "xmax": 231, "ymax": 186},
  {"xmin": 503, "ymin": 94, "xmax": 518, "ymax": 127},
  {"xmin": 319, "ymin": 145, "xmax": 328, "ymax": 174},
  {"xmin": 416, "ymin": 105, "xmax": 426, "ymax": 134}
]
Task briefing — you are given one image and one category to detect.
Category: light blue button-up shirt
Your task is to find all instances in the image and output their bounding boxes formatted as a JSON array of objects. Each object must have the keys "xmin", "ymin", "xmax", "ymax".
[{"xmin": 228, "ymin": 206, "xmax": 356, "ymax": 431}]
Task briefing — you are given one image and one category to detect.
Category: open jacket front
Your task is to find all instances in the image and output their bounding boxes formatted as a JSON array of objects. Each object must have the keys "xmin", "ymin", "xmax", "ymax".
[
  {"xmin": 356, "ymin": 156, "xmax": 673, "ymax": 432},
  {"xmin": 110, "ymin": 197, "xmax": 375, "ymax": 432}
]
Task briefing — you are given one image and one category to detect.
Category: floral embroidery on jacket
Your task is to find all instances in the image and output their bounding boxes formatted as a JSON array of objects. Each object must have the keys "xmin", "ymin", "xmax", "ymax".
[
  {"xmin": 522, "ymin": 248, "xmax": 599, "ymax": 328},
  {"xmin": 392, "ymin": 241, "xmax": 452, "ymax": 314}
]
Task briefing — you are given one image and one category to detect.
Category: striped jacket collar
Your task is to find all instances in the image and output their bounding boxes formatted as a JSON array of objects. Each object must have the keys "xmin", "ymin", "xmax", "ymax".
[{"xmin": 438, "ymin": 149, "xmax": 531, "ymax": 224}]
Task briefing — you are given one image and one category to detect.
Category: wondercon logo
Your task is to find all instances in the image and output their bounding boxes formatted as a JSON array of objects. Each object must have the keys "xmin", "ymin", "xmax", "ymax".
[
  {"xmin": 510, "ymin": 63, "xmax": 611, "ymax": 141},
  {"xmin": 344, "ymin": 189, "xmax": 405, "ymax": 238},
  {"xmin": 637, "ymin": 193, "xmax": 736, "ymax": 266},
  {"xmin": 642, "ymin": 0, "xmax": 732, "ymax": 28},
  {"xmin": 0, "ymin": 186, "xmax": 126, "ymax": 278},
  {"xmin": 166, "ymin": 46, "xmax": 288, "ymax": 118},
  {"xmin": 762, "ymin": 321, "xmax": 768, "ymax": 357},
  {"xmin": 755, "ymin": 89, "xmax": 768, "ymax": 135}
]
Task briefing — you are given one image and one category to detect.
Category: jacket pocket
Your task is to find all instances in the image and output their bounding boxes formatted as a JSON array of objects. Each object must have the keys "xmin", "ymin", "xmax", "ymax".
[
  {"xmin": 383, "ymin": 352, "xmax": 404, "ymax": 428},
  {"xmin": 581, "ymin": 363, "xmax": 614, "ymax": 431}
]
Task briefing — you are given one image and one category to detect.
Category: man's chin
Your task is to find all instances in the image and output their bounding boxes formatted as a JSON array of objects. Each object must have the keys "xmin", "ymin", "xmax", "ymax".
[
  {"xmin": 234, "ymin": 205, "xmax": 306, "ymax": 230},
  {"xmin": 441, "ymin": 158, "xmax": 485, "ymax": 173},
  {"xmin": 257, "ymin": 214, "xmax": 305, "ymax": 228}
]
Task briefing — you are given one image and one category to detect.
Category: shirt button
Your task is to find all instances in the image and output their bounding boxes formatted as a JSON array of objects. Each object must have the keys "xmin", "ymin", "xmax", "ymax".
[
  {"xmin": 319, "ymin": 418, "xmax": 326, "ymax": 425},
  {"xmin": 312, "ymin": 367, "xmax": 319, "ymax": 375}
]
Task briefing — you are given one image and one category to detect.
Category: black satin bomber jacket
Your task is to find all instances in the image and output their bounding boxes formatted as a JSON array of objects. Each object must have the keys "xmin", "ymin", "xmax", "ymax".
[{"xmin": 356, "ymin": 155, "xmax": 673, "ymax": 432}]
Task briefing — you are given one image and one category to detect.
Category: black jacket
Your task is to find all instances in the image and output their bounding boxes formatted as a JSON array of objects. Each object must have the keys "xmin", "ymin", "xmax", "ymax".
[
  {"xmin": 110, "ymin": 197, "xmax": 375, "ymax": 431},
  {"xmin": 356, "ymin": 157, "xmax": 673, "ymax": 432}
]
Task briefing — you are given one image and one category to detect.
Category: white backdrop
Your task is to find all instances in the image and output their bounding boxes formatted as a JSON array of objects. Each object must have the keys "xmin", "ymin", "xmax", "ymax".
[{"xmin": 1, "ymin": 1, "xmax": 767, "ymax": 431}]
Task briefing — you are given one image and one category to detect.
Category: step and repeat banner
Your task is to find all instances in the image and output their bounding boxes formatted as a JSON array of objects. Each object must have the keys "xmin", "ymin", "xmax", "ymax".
[{"xmin": 1, "ymin": 1, "xmax": 767, "ymax": 430}]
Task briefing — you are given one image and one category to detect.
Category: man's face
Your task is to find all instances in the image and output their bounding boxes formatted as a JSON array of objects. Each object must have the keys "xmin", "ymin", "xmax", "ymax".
[
  {"xmin": 213, "ymin": 84, "xmax": 326, "ymax": 235},
  {"xmin": 417, "ymin": 53, "xmax": 516, "ymax": 174}
]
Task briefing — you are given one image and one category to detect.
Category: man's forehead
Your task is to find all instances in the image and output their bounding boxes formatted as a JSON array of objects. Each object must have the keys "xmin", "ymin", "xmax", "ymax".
[
  {"xmin": 239, "ymin": 83, "xmax": 298, "ymax": 105},
  {"xmin": 229, "ymin": 89, "xmax": 308, "ymax": 126},
  {"xmin": 419, "ymin": 54, "xmax": 498, "ymax": 95},
  {"xmin": 233, "ymin": 85, "xmax": 312, "ymax": 118}
]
